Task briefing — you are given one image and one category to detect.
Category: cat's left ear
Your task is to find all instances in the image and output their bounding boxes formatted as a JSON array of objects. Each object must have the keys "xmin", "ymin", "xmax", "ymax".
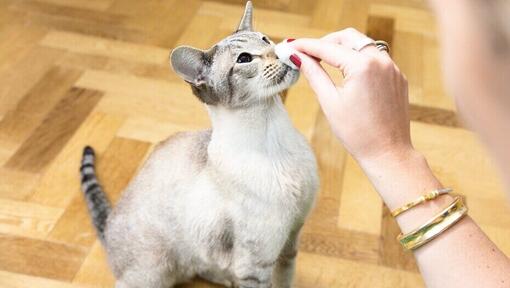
[
  {"xmin": 170, "ymin": 46, "xmax": 211, "ymax": 86},
  {"xmin": 237, "ymin": 1, "xmax": 253, "ymax": 32}
]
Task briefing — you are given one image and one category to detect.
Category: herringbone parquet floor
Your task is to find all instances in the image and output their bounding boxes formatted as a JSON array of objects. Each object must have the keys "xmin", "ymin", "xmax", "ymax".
[{"xmin": 1, "ymin": 0, "xmax": 509, "ymax": 287}]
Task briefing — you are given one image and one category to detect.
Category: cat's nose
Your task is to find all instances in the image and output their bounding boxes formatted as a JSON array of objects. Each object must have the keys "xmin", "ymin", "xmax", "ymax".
[{"xmin": 263, "ymin": 48, "xmax": 278, "ymax": 60}]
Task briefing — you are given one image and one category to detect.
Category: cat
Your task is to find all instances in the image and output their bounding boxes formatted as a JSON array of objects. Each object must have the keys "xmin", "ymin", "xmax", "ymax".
[{"xmin": 80, "ymin": 2, "xmax": 318, "ymax": 287}]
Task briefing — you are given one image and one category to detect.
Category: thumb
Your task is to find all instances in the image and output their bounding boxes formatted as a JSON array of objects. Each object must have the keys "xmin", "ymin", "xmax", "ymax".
[{"xmin": 291, "ymin": 52, "xmax": 340, "ymax": 111}]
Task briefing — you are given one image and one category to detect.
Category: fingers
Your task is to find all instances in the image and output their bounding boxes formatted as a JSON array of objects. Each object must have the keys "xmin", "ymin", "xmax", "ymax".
[
  {"xmin": 295, "ymin": 52, "xmax": 339, "ymax": 110},
  {"xmin": 322, "ymin": 28, "xmax": 388, "ymax": 57},
  {"xmin": 289, "ymin": 38, "xmax": 361, "ymax": 73}
]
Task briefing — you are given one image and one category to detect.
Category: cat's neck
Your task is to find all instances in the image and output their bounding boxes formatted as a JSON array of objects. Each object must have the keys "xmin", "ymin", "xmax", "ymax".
[{"xmin": 207, "ymin": 95, "xmax": 297, "ymax": 154}]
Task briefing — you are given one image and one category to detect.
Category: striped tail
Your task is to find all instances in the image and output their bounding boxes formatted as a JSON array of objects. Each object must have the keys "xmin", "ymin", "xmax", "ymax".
[{"xmin": 80, "ymin": 146, "xmax": 111, "ymax": 243}]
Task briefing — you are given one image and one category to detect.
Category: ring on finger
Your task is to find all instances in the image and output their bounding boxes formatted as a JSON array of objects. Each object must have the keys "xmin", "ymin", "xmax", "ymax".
[
  {"xmin": 353, "ymin": 37, "xmax": 375, "ymax": 52},
  {"xmin": 374, "ymin": 40, "xmax": 390, "ymax": 53}
]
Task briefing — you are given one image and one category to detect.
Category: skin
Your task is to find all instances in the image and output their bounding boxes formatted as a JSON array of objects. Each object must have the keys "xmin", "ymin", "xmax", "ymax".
[{"xmin": 287, "ymin": 2, "xmax": 510, "ymax": 287}]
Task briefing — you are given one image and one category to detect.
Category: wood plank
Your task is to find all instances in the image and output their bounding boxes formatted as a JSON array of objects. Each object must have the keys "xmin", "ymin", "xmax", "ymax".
[
  {"xmin": 422, "ymin": 35, "xmax": 456, "ymax": 109},
  {"xmin": 468, "ymin": 197, "xmax": 510, "ymax": 228},
  {"xmin": 411, "ymin": 121, "xmax": 505, "ymax": 200},
  {"xmin": 310, "ymin": 111, "xmax": 346, "ymax": 199},
  {"xmin": 8, "ymin": 1, "xmax": 145, "ymax": 44},
  {"xmin": 0, "ymin": 25, "xmax": 47, "ymax": 73},
  {"xmin": 9, "ymin": 1, "xmax": 121, "ymax": 25},
  {"xmin": 116, "ymin": 116, "xmax": 186, "ymax": 143},
  {"xmin": 378, "ymin": 206, "xmax": 418, "ymax": 272},
  {"xmin": 0, "ymin": 66, "xmax": 82, "ymax": 158},
  {"xmin": 338, "ymin": 0, "xmax": 370, "ymax": 32},
  {"xmin": 56, "ymin": 51, "xmax": 179, "ymax": 83},
  {"xmin": 47, "ymin": 137, "xmax": 151, "ymax": 247},
  {"xmin": 0, "ymin": 168, "xmax": 40, "ymax": 200},
  {"xmin": 0, "ymin": 46, "xmax": 63, "ymax": 117},
  {"xmin": 199, "ymin": 1, "xmax": 311, "ymax": 35},
  {"xmin": 0, "ymin": 270, "xmax": 95, "ymax": 288},
  {"xmin": 366, "ymin": 16, "xmax": 395, "ymax": 53},
  {"xmin": 108, "ymin": 0, "xmax": 202, "ymax": 47},
  {"xmin": 72, "ymin": 241, "xmax": 115, "ymax": 287},
  {"xmin": 220, "ymin": 19, "xmax": 328, "ymax": 41},
  {"xmin": 34, "ymin": 0, "xmax": 113, "ymax": 11},
  {"xmin": 174, "ymin": 12, "xmax": 224, "ymax": 49},
  {"xmin": 285, "ymin": 79, "xmax": 321, "ymax": 141},
  {"xmin": 75, "ymin": 70, "xmax": 210, "ymax": 127},
  {"xmin": 5, "ymin": 88, "xmax": 102, "ymax": 173},
  {"xmin": 295, "ymin": 252, "xmax": 424, "ymax": 288},
  {"xmin": 0, "ymin": 198, "xmax": 64, "ymax": 239},
  {"xmin": 310, "ymin": 0, "xmax": 343, "ymax": 30},
  {"xmin": 29, "ymin": 112, "xmax": 123, "ymax": 207},
  {"xmin": 300, "ymin": 229, "xmax": 381, "ymax": 264},
  {"xmin": 409, "ymin": 104, "xmax": 462, "ymax": 128},
  {"xmin": 40, "ymin": 31, "xmax": 169, "ymax": 65},
  {"xmin": 0, "ymin": 234, "xmax": 88, "ymax": 281},
  {"xmin": 369, "ymin": 3, "xmax": 437, "ymax": 36},
  {"xmin": 393, "ymin": 31, "xmax": 424, "ymax": 103},
  {"xmin": 337, "ymin": 156, "xmax": 383, "ymax": 235}
]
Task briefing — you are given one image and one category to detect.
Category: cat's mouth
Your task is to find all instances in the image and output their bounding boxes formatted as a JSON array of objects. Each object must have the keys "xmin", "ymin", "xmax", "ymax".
[
  {"xmin": 275, "ymin": 65, "xmax": 290, "ymax": 84},
  {"xmin": 266, "ymin": 64, "xmax": 291, "ymax": 88}
]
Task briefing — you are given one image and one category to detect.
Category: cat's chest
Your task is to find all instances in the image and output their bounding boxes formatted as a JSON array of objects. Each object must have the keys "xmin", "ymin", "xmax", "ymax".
[{"xmin": 208, "ymin": 143, "xmax": 318, "ymax": 203}]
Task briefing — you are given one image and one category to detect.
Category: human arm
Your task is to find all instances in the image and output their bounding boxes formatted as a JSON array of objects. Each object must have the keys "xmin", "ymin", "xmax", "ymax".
[
  {"xmin": 427, "ymin": 0, "xmax": 510, "ymax": 189},
  {"xmin": 288, "ymin": 29, "xmax": 510, "ymax": 287}
]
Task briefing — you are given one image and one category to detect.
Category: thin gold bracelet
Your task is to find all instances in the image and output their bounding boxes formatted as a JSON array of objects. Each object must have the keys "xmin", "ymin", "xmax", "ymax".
[
  {"xmin": 397, "ymin": 196, "xmax": 468, "ymax": 251},
  {"xmin": 391, "ymin": 188, "xmax": 453, "ymax": 217}
]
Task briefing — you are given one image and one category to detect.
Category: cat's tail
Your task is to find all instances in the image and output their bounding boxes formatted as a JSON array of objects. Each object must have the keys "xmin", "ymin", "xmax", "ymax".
[{"xmin": 80, "ymin": 146, "xmax": 111, "ymax": 244}]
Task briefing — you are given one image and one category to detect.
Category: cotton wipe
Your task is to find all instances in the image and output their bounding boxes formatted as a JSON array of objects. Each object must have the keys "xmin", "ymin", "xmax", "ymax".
[{"xmin": 275, "ymin": 41, "xmax": 299, "ymax": 70}]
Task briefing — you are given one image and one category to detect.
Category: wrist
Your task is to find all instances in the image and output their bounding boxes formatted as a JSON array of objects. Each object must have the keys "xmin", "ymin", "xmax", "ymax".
[
  {"xmin": 357, "ymin": 147, "xmax": 454, "ymax": 232},
  {"xmin": 357, "ymin": 148, "xmax": 442, "ymax": 210},
  {"xmin": 356, "ymin": 146, "xmax": 419, "ymax": 171}
]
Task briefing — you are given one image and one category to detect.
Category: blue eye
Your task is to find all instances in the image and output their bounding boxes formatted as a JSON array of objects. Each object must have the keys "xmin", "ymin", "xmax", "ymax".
[{"xmin": 237, "ymin": 53, "xmax": 253, "ymax": 63}]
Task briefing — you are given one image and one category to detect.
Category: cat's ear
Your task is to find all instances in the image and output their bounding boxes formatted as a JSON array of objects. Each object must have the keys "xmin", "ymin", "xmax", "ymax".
[
  {"xmin": 237, "ymin": 1, "xmax": 253, "ymax": 32},
  {"xmin": 170, "ymin": 46, "xmax": 209, "ymax": 85}
]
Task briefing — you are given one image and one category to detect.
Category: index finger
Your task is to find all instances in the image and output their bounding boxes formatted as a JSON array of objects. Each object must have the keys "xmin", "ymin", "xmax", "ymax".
[{"xmin": 289, "ymin": 38, "xmax": 361, "ymax": 72}]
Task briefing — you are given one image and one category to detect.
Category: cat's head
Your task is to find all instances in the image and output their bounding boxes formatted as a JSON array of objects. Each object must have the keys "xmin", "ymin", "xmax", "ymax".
[{"xmin": 170, "ymin": 1, "xmax": 299, "ymax": 108}]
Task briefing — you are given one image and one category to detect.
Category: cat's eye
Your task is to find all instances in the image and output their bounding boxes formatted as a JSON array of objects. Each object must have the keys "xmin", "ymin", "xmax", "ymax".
[
  {"xmin": 237, "ymin": 53, "xmax": 253, "ymax": 64},
  {"xmin": 262, "ymin": 36, "xmax": 270, "ymax": 44}
]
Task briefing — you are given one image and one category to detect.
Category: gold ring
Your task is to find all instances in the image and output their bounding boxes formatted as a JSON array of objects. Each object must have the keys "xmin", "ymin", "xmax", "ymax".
[{"xmin": 374, "ymin": 40, "xmax": 390, "ymax": 53}]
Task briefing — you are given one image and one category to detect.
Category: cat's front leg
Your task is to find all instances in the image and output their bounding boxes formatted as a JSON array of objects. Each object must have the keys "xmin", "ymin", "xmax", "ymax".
[
  {"xmin": 271, "ymin": 226, "xmax": 301, "ymax": 288},
  {"xmin": 233, "ymin": 241, "xmax": 276, "ymax": 288}
]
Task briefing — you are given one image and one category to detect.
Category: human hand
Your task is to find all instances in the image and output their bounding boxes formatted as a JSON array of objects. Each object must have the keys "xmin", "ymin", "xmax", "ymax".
[{"xmin": 288, "ymin": 29, "xmax": 412, "ymax": 164}]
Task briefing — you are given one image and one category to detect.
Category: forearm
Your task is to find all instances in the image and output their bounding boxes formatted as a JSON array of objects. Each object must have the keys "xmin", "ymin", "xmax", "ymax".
[
  {"xmin": 429, "ymin": 0, "xmax": 510, "ymax": 191},
  {"xmin": 359, "ymin": 149, "xmax": 510, "ymax": 287}
]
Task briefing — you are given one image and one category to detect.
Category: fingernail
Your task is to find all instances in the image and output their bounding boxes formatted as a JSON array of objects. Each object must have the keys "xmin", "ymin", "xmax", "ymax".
[
  {"xmin": 312, "ymin": 56, "xmax": 321, "ymax": 62},
  {"xmin": 289, "ymin": 54, "xmax": 301, "ymax": 68},
  {"xmin": 286, "ymin": 38, "xmax": 296, "ymax": 43}
]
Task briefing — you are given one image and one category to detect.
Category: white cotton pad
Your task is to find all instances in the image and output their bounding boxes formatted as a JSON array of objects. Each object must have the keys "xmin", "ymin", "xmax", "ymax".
[{"xmin": 275, "ymin": 41, "xmax": 299, "ymax": 70}]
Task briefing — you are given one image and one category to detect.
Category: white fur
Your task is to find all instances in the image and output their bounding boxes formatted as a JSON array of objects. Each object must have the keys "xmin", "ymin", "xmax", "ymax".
[
  {"xmin": 103, "ymin": 3, "xmax": 318, "ymax": 286},
  {"xmin": 105, "ymin": 95, "xmax": 318, "ymax": 288}
]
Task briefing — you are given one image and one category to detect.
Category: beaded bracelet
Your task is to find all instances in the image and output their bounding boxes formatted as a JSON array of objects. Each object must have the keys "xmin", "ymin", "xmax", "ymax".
[{"xmin": 391, "ymin": 188, "xmax": 453, "ymax": 217}]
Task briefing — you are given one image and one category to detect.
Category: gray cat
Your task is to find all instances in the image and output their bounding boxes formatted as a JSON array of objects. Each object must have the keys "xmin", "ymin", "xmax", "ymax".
[{"xmin": 80, "ymin": 2, "xmax": 318, "ymax": 287}]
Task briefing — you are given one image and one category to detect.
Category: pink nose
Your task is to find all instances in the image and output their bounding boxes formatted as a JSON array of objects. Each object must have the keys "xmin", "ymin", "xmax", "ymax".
[{"xmin": 263, "ymin": 48, "xmax": 278, "ymax": 60}]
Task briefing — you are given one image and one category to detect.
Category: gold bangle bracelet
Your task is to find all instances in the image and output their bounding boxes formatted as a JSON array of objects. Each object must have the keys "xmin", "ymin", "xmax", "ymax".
[
  {"xmin": 391, "ymin": 188, "xmax": 453, "ymax": 217},
  {"xmin": 397, "ymin": 196, "xmax": 468, "ymax": 251}
]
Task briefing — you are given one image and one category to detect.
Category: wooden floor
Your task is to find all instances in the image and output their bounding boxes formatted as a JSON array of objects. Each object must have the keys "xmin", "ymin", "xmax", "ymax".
[{"xmin": 1, "ymin": 0, "xmax": 509, "ymax": 287}]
